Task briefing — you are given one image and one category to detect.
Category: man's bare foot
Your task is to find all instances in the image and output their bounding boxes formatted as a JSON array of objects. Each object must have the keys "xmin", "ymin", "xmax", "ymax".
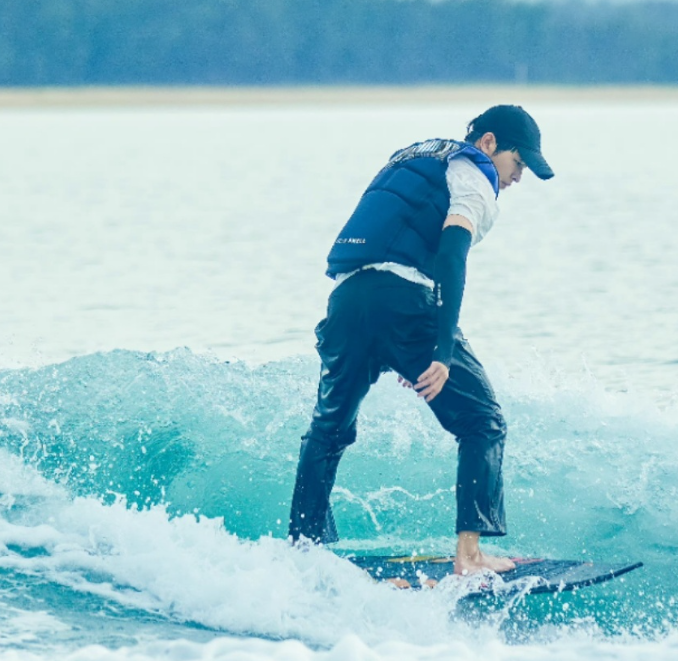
[
  {"xmin": 454, "ymin": 531, "xmax": 515, "ymax": 575},
  {"xmin": 454, "ymin": 550, "xmax": 515, "ymax": 575}
]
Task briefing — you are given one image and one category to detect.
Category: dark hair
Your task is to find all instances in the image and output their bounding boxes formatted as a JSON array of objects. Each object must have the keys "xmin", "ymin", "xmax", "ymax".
[{"xmin": 464, "ymin": 126, "xmax": 517, "ymax": 153}]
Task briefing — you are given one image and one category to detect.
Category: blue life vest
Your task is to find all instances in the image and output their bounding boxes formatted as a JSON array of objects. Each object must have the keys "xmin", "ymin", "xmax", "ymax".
[{"xmin": 326, "ymin": 139, "xmax": 499, "ymax": 280}]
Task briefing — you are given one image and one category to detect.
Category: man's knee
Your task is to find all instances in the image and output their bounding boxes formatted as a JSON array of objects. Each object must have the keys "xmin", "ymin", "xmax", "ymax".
[
  {"xmin": 483, "ymin": 409, "xmax": 507, "ymax": 444},
  {"xmin": 304, "ymin": 419, "xmax": 358, "ymax": 451}
]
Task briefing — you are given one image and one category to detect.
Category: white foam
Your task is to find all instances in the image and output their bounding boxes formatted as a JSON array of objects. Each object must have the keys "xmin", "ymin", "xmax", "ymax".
[
  {"xmin": 0, "ymin": 455, "xmax": 485, "ymax": 647},
  {"xmin": 1, "ymin": 471, "xmax": 674, "ymax": 661},
  {"xmin": 1, "ymin": 632, "xmax": 678, "ymax": 661},
  {"xmin": 0, "ymin": 449, "xmax": 62, "ymax": 499},
  {"xmin": 0, "ymin": 606, "xmax": 70, "ymax": 647}
]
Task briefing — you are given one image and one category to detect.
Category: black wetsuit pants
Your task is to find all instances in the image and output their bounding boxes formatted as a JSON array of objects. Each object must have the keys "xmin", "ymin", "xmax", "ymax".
[{"xmin": 288, "ymin": 269, "xmax": 507, "ymax": 543}]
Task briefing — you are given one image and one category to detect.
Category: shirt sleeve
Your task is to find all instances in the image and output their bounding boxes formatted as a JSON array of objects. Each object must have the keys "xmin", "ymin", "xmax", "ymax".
[{"xmin": 445, "ymin": 157, "xmax": 499, "ymax": 245}]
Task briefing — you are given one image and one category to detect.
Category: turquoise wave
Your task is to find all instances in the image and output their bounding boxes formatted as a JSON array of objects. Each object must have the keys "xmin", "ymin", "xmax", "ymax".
[{"xmin": 0, "ymin": 349, "xmax": 676, "ymax": 640}]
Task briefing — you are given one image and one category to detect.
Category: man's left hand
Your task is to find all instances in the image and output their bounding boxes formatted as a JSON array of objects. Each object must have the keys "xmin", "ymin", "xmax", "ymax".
[{"xmin": 397, "ymin": 375, "xmax": 413, "ymax": 389}]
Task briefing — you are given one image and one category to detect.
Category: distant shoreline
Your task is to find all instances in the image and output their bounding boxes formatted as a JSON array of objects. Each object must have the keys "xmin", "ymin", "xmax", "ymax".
[{"xmin": 2, "ymin": 84, "xmax": 678, "ymax": 108}]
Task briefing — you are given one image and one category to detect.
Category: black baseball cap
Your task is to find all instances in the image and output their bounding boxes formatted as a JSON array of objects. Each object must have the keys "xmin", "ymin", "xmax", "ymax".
[{"xmin": 468, "ymin": 105, "xmax": 554, "ymax": 180}]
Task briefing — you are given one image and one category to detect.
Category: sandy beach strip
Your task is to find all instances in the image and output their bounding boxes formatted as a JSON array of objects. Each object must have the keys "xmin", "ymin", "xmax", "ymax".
[{"xmin": 1, "ymin": 85, "xmax": 678, "ymax": 108}]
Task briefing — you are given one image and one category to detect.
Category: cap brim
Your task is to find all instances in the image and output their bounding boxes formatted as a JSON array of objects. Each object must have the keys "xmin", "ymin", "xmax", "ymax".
[{"xmin": 521, "ymin": 148, "xmax": 554, "ymax": 180}]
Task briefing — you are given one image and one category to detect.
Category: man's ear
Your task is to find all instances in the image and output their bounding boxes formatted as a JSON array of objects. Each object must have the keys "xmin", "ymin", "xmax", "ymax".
[{"xmin": 475, "ymin": 131, "xmax": 498, "ymax": 157}]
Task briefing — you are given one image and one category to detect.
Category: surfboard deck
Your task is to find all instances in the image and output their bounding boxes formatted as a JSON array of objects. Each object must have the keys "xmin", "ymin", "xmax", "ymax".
[{"xmin": 347, "ymin": 555, "xmax": 643, "ymax": 598}]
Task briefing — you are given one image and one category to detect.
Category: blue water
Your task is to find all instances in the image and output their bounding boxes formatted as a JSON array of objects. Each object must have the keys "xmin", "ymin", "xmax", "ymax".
[
  {"xmin": 0, "ymin": 99, "xmax": 677, "ymax": 660},
  {"xmin": 1, "ymin": 349, "xmax": 677, "ymax": 658}
]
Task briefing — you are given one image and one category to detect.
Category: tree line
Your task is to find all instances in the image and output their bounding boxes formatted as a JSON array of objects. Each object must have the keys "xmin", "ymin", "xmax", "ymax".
[{"xmin": 1, "ymin": 0, "xmax": 677, "ymax": 86}]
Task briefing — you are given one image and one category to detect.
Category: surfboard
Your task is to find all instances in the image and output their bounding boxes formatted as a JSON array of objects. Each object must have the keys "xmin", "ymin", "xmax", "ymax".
[{"xmin": 347, "ymin": 555, "xmax": 643, "ymax": 598}]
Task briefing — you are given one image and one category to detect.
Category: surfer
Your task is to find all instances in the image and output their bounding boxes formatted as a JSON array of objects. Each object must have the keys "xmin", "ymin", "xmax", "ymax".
[{"xmin": 288, "ymin": 105, "xmax": 554, "ymax": 575}]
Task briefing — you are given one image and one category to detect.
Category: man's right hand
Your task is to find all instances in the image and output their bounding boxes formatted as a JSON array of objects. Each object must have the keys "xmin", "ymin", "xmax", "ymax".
[{"xmin": 414, "ymin": 361, "xmax": 450, "ymax": 402}]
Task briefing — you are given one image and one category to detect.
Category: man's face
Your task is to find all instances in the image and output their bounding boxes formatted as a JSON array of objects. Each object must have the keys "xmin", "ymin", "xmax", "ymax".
[
  {"xmin": 491, "ymin": 148, "xmax": 526, "ymax": 191},
  {"xmin": 475, "ymin": 132, "xmax": 527, "ymax": 191}
]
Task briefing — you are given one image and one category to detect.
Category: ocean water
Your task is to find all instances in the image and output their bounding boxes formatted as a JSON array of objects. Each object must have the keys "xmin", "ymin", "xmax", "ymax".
[{"xmin": 0, "ymin": 98, "xmax": 677, "ymax": 660}]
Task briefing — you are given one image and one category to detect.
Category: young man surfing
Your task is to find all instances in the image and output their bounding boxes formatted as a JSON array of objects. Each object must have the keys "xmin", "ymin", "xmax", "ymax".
[{"xmin": 288, "ymin": 105, "xmax": 554, "ymax": 574}]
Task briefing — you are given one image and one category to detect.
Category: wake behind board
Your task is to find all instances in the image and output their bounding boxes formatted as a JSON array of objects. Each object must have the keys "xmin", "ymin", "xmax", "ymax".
[{"xmin": 348, "ymin": 555, "xmax": 643, "ymax": 598}]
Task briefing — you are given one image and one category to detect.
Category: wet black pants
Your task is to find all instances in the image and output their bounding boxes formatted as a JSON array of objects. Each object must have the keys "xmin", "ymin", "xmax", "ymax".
[{"xmin": 288, "ymin": 269, "xmax": 507, "ymax": 543}]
